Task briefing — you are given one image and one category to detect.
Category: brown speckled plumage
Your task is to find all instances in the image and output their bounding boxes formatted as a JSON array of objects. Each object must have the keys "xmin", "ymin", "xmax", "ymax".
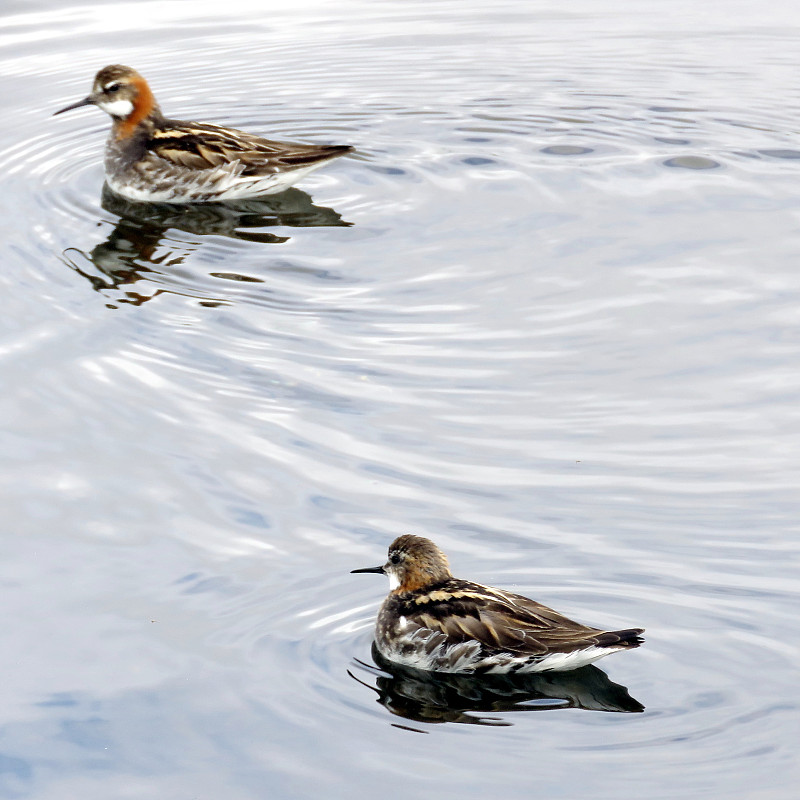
[
  {"xmin": 353, "ymin": 535, "xmax": 644, "ymax": 674},
  {"xmin": 54, "ymin": 65, "xmax": 352, "ymax": 203}
]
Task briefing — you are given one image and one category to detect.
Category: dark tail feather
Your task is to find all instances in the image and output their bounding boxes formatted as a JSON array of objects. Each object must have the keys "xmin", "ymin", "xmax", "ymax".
[
  {"xmin": 281, "ymin": 145, "xmax": 353, "ymax": 166},
  {"xmin": 597, "ymin": 628, "xmax": 645, "ymax": 649}
]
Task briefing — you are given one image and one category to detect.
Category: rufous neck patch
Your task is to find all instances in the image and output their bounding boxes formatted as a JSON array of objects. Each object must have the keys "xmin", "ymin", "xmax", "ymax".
[{"xmin": 116, "ymin": 76, "xmax": 155, "ymax": 140}]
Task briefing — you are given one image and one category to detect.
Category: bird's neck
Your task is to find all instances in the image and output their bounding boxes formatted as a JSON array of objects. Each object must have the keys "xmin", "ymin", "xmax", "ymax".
[{"xmin": 115, "ymin": 78, "xmax": 162, "ymax": 140}]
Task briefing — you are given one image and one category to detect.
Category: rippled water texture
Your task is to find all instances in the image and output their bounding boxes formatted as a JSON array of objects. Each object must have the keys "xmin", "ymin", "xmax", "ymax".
[{"xmin": 1, "ymin": 0, "xmax": 799, "ymax": 798}]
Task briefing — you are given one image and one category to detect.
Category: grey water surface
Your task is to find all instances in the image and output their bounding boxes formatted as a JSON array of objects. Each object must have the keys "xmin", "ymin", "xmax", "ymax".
[{"xmin": 1, "ymin": 0, "xmax": 799, "ymax": 798}]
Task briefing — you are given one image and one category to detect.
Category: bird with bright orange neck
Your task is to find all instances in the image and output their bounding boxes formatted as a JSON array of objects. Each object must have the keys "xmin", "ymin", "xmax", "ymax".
[{"xmin": 54, "ymin": 65, "xmax": 352, "ymax": 203}]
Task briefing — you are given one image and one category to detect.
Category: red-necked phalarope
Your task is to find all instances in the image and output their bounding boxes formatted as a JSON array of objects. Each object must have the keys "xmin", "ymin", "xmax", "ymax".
[
  {"xmin": 352, "ymin": 535, "xmax": 644, "ymax": 674},
  {"xmin": 53, "ymin": 65, "xmax": 352, "ymax": 203}
]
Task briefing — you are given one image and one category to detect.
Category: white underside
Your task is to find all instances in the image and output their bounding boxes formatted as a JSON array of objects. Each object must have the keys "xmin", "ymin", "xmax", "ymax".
[
  {"xmin": 107, "ymin": 160, "xmax": 330, "ymax": 204},
  {"xmin": 378, "ymin": 634, "xmax": 621, "ymax": 674}
]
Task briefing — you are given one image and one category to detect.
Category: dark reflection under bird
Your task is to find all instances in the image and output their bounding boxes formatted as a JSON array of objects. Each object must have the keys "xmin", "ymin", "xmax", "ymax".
[
  {"xmin": 60, "ymin": 185, "xmax": 351, "ymax": 307},
  {"xmin": 100, "ymin": 184, "xmax": 351, "ymax": 238},
  {"xmin": 349, "ymin": 645, "xmax": 644, "ymax": 729}
]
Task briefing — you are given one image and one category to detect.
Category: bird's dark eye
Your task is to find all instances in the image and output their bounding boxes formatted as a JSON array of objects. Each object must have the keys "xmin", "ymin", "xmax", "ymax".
[
  {"xmin": 389, "ymin": 552, "xmax": 401, "ymax": 565},
  {"xmin": 106, "ymin": 83, "xmax": 120, "ymax": 94}
]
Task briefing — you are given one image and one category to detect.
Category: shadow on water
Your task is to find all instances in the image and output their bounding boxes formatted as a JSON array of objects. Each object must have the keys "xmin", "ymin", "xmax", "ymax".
[
  {"xmin": 60, "ymin": 185, "xmax": 352, "ymax": 307},
  {"xmin": 350, "ymin": 645, "xmax": 644, "ymax": 731}
]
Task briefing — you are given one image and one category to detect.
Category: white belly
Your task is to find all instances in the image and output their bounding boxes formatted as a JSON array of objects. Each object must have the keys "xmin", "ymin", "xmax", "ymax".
[
  {"xmin": 106, "ymin": 159, "xmax": 331, "ymax": 204},
  {"xmin": 377, "ymin": 634, "xmax": 620, "ymax": 674}
]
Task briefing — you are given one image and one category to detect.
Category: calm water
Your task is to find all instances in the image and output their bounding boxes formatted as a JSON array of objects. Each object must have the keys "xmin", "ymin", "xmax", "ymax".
[{"xmin": 1, "ymin": 0, "xmax": 799, "ymax": 797}]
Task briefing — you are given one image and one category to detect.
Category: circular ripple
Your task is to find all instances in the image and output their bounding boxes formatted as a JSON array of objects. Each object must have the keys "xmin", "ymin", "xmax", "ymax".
[
  {"xmin": 541, "ymin": 145, "xmax": 595, "ymax": 156},
  {"xmin": 2, "ymin": 7, "xmax": 799, "ymax": 791},
  {"xmin": 663, "ymin": 155, "xmax": 722, "ymax": 170}
]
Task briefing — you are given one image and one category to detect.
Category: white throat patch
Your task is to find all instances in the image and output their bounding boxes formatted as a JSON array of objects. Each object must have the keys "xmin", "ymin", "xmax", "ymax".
[
  {"xmin": 98, "ymin": 98, "xmax": 134, "ymax": 119},
  {"xmin": 387, "ymin": 571, "xmax": 400, "ymax": 591}
]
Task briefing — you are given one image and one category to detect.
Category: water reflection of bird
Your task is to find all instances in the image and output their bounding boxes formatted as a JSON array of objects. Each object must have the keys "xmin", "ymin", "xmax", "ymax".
[
  {"xmin": 54, "ymin": 64, "xmax": 352, "ymax": 202},
  {"xmin": 349, "ymin": 646, "xmax": 644, "ymax": 729},
  {"xmin": 100, "ymin": 184, "xmax": 351, "ymax": 240},
  {"xmin": 353, "ymin": 535, "xmax": 644, "ymax": 674},
  {"xmin": 60, "ymin": 186, "xmax": 351, "ymax": 307}
]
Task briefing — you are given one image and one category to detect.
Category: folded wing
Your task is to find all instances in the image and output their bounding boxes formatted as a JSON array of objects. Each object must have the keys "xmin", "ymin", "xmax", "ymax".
[
  {"xmin": 148, "ymin": 121, "xmax": 352, "ymax": 174},
  {"xmin": 404, "ymin": 582, "xmax": 643, "ymax": 655}
]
